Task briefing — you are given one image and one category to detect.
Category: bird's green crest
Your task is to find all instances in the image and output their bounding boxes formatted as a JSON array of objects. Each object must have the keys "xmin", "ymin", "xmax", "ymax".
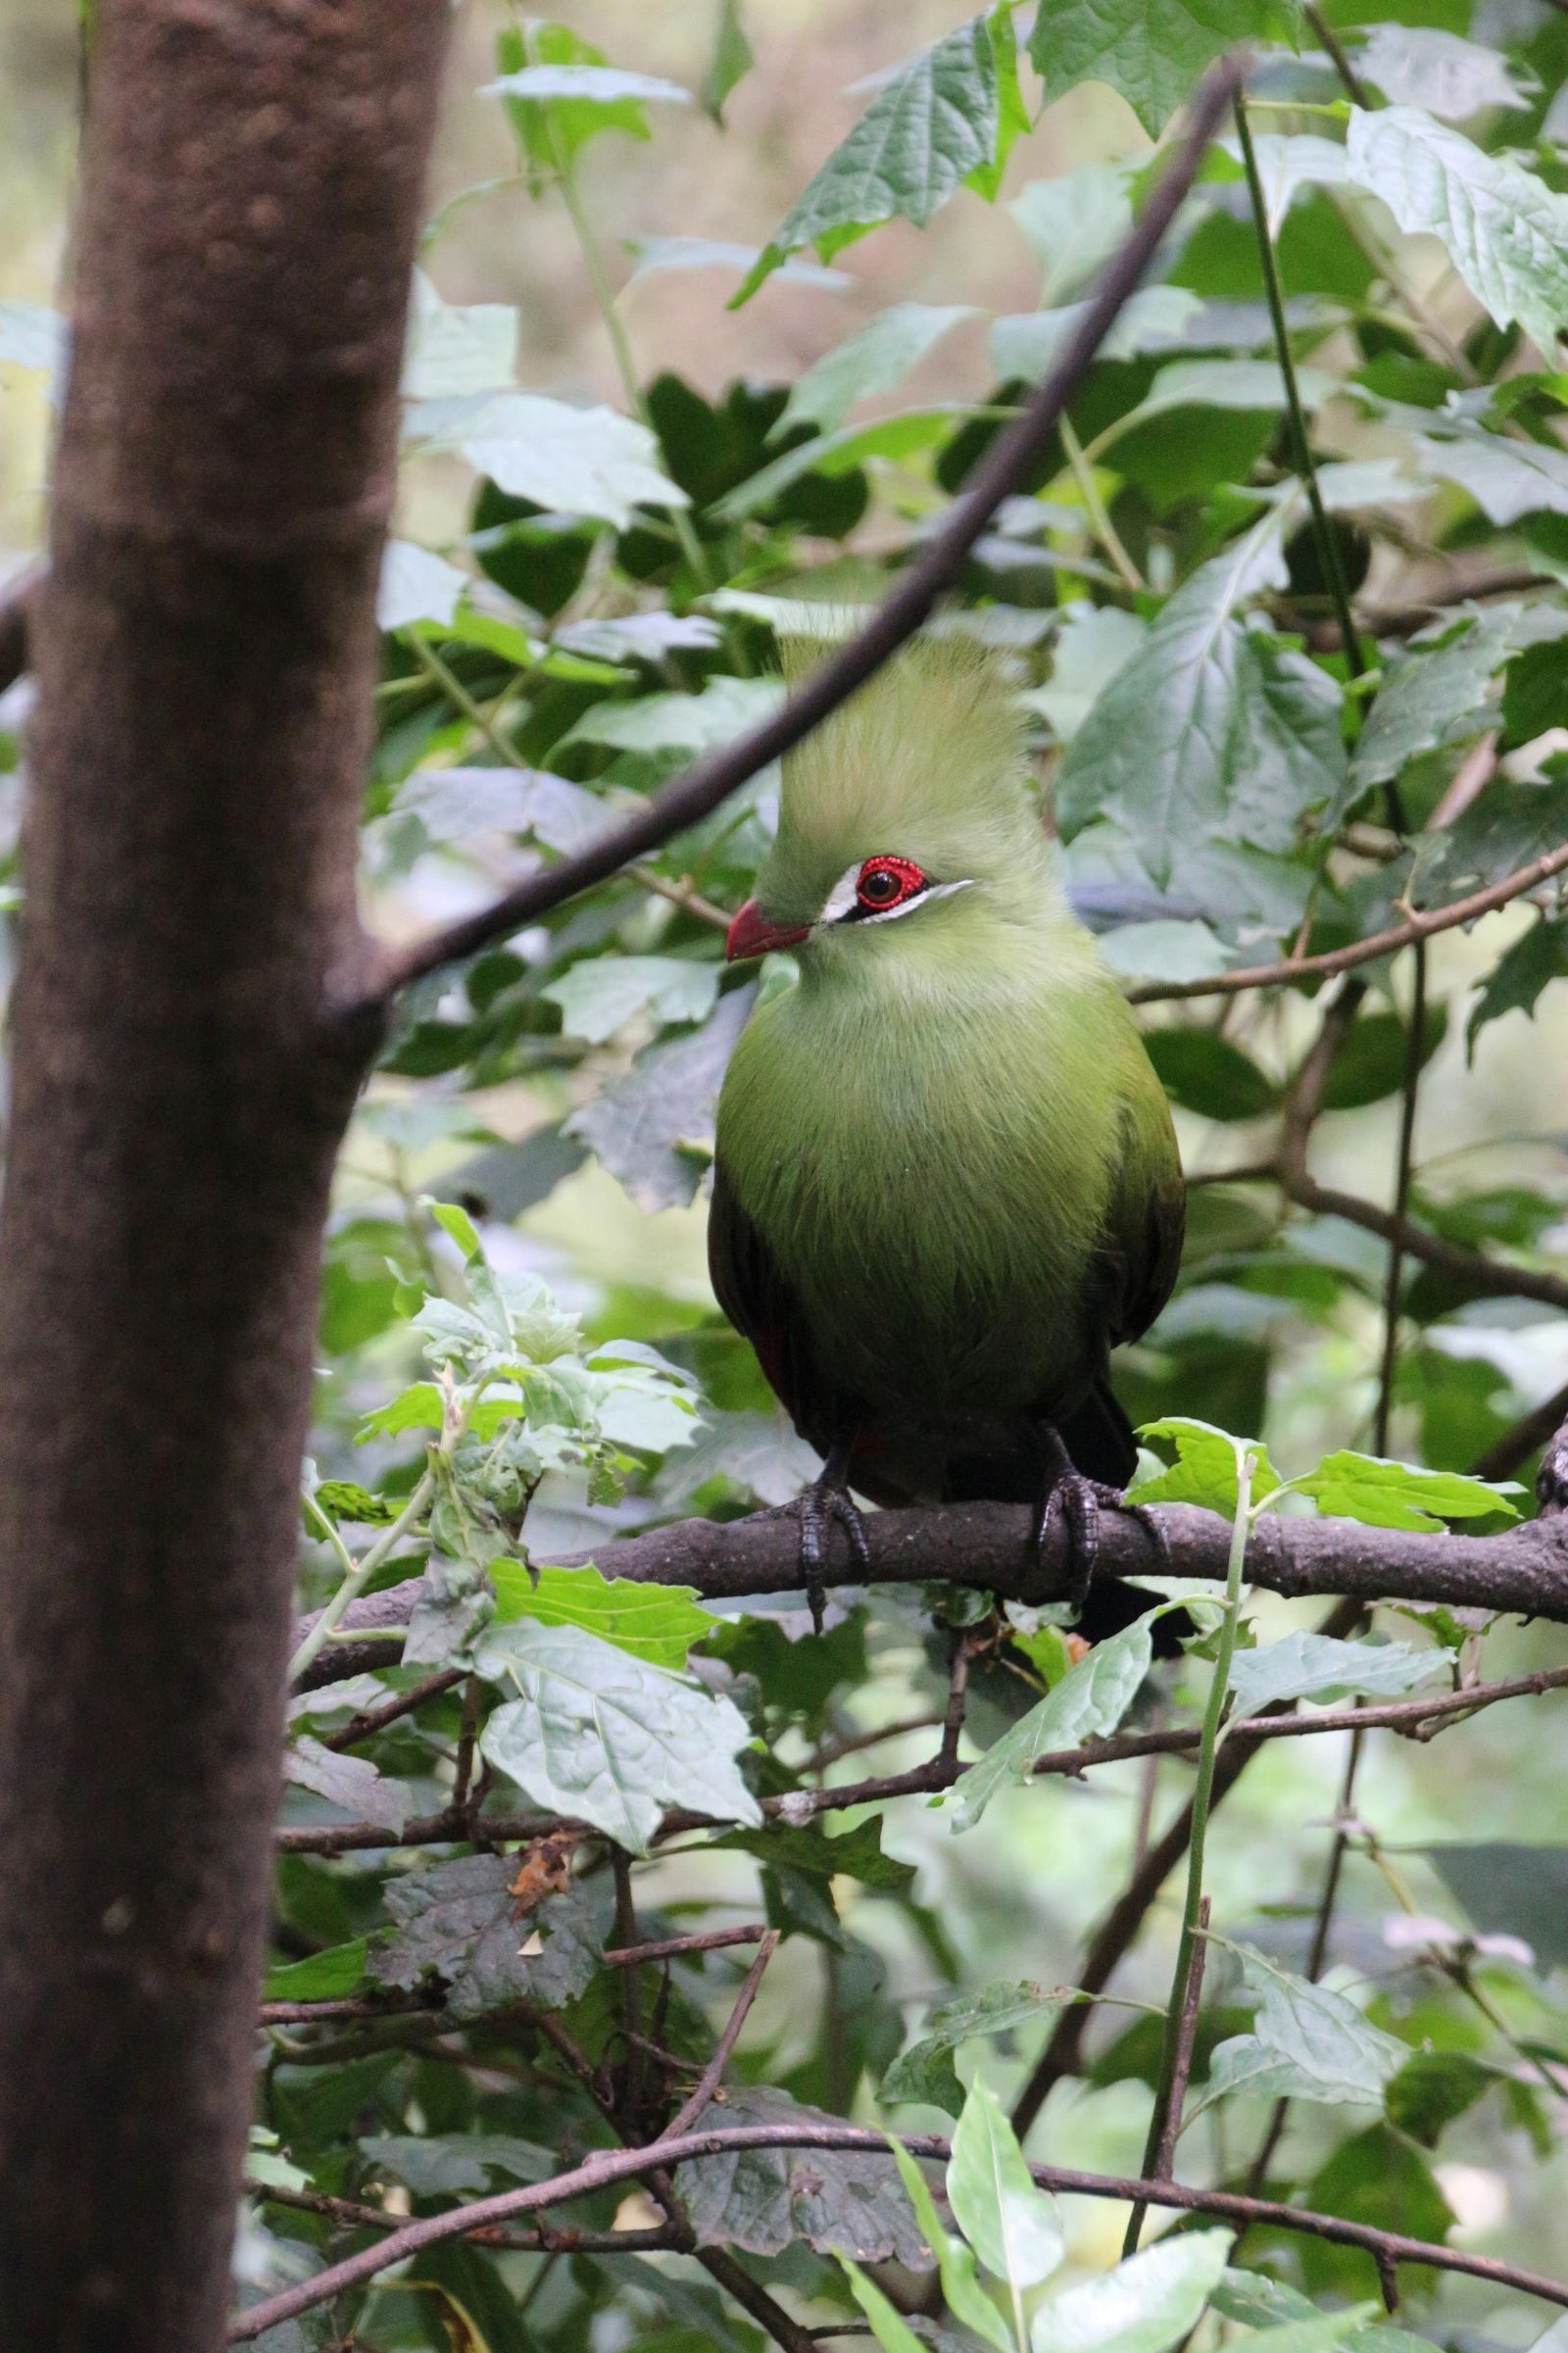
[{"xmin": 757, "ymin": 634, "xmax": 1060, "ymax": 930}]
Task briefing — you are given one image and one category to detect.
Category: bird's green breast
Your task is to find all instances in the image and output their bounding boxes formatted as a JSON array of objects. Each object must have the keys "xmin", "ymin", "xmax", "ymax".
[{"xmin": 714, "ymin": 944, "xmax": 1153, "ymax": 1429}]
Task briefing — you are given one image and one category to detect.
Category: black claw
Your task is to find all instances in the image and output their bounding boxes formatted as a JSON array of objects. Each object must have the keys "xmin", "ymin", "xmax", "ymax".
[
  {"xmin": 761, "ymin": 1446, "xmax": 870, "ymax": 1634},
  {"xmin": 1031, "ymin": 1425, "xmax": 1164, "ymax": 1624}
]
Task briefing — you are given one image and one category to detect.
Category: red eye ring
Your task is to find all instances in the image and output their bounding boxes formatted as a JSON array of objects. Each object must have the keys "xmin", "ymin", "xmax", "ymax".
[{"xmin": 856, "ymin": 855, "xmax": 927, "ymax": 914}]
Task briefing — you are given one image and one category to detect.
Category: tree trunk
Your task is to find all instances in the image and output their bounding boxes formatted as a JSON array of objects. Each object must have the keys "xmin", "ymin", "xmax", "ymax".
[{"xmin": 0, "ymin": 6, "xmax": 448, "ymax": 2346}]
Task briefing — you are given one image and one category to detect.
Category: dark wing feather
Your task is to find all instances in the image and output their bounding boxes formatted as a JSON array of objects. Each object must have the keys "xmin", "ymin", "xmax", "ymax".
[
  {"xmin": 708, "ymin": 1155, "xmax": 849, "ymax": 1459},
  {"xmin": 1091, "ymin": 1092, "xmax": 1186, "ymax": 1350}
]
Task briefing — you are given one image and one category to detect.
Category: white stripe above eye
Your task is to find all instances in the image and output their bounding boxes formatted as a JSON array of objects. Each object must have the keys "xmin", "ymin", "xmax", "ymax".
[{"xmin": 816, "ymin": 867, "xmax": 975, "ymax": 929}]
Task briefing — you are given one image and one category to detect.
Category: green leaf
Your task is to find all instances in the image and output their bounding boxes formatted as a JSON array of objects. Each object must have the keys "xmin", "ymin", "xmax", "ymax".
[
  {"xmin": 407, "ymin": 391, "xmax": 688, "ymax": 526},
  {"xmin": 1293, "ymin": 1450, "xmax": 1518, "ymax": 1532},
  {"xmin": 1028, "ymin": 0, "xmax": 1268, "ymax": 133},
  {"xmin": 777, "ymin": 303, "xmax": 977, "ymax": 437},
  {"xmin": 1234, "ymin": 133, "xmax": 1352, "ymax": 239},
  {"xmin": 948, "ymin": 2079, "xmax": 1064, "ymax": 2291},
  {"xmin": 474, "ymin": 1620, "xmax": 761, "ymax": 1853},
  {"xmin": 1144, "ymin": 1030, "xmax": 1278, "ymax": 1123},
  {"xmin": 402, "ymin": 269, "xmax": 516, "ymax": 401},
  {"xmin": 312, "ymin": 1481, "xmax": 400, "ymax": 1527},
  {"xmin": 1299, "ymin": 2126, "xmax": 1454, "ymax": 2299},
  {"xmin": 1385, "ymin": 2048, "xmax": 1499, "ymax": 2147},
  {"xmin": 360, "ymin": 2132, "xmax": 552, "ymax": 2196},
  {"xmin": 710, "ymin": 408, "xmax": 959, "ymax": 523},
  {"xmin": 1010, "ymin": 162, "xmax": 1134, "ymax": 304},
  {"xmin": 1414, "ymin": 417, "xmax": 1568, "ymax": 524},
  {"xmin": 1502, "ymin": 636, "xmax": 1568, "ymax": 747},
  {"xmin": 1351, "ymin": 604, "xmax": 1568, "ymax": 790},
  {"xmin": 391, "ymin": 765, "xmax": 601, "ymax": 855},
  {"xmin": 1346, "ymin": 108, "xmax": 1568, "ymax": 354},
  {"xmin": 1132, "ymin": 1419, "xmax": 1280, "ymax": 1515},
  {"xmin": 718, "ymin": 1814, "xmax": 916, "ymax": 1891},
  {"xmin": 948, "ymin": 1613, "xmax": 1156, "ymax": 1831},
  {"xmin": 883, "ymin": 2138, "xmax": 1012, "ymax": 2351},
  {"xmin": 1423, "ymin": 1840, "xmax": 1568, "ymax": 1967},
  {"xmin": 427, "ymin": 1198, "xmax": 484, "ymax": 1263},
  {"xmin": 544, "ymin": 954, "xmax": 720, "ymax": 1045},
  {"xmin": 991, "ymin": 286, "xmax": 1201, "ymax": 383},
  {"xmin": 488, "ymin": 1560, "xmax": 720, "ymax": 1668},
  {"xmin": 1315, "ymin": 1005, "xmax": 1448, "ymax": 1111},
  {"xmin": 1228, "ymin": 1633, "xmax": 1442, "ymax": 1719},
  {"xmin": 1055, "ymin": 530, "xmax": 1346, "ymax": 891},
  {"xmin": 285, "ymin": 1738, "xmax": 414, "ymax": 1836},
  {"xmin": 377, "ymin": 539, "xmax": 468, "ymax": 632},
  {"xmin": 486, "ymin": 24, "xmax": 678, "ymax": 170},
  {"xmin": 884, "ymin": 1981, "xmax": 1069, "ymax": 2112},
  {"xmin": 1030, "ymin": 2229, "xmax": 1231, "ymax": 2353},
  {"xmin": 680, "ymin": 2083, "xmax": 929, "ymax": 2265},
  {"xmin": 1111, "ymin": 358, "xmax": 1337, "ymax": 434},
  {"xmin": 1468, "ymin": 915, "xmax": 1568, "ymax": 1054},
  {"xmin": 1202, "ymin": 1943, "xmax": 1408, "ymax": 2110},
  {"xmin": 568, "ymin": 985, "xmax": 751, "ymax": 1212},
  {"xmin": 734, "ymin": 16, "xmax": 1004, "ymax": 303},
  {"xmin": 367, "ymin": 1854, "xmax": 606, "ymax": 2016},
  {"xmin": 264, "ymin": 1937, "xmax": 369, "ymax": 2003},
  {"xmin": 1356, "ymin": 25, "xmax": 1528, "ymax": 121},
  {"xmin": 559, "ymin": 673, "xmax": 784, "ymax": 761},
  {"xmin": 702, "ymin": 0, "xmax": 754, "ymax": 121},
  {"xmin": 842, "ymin": 2262, "xmax": 931, "ymax": 2353}
]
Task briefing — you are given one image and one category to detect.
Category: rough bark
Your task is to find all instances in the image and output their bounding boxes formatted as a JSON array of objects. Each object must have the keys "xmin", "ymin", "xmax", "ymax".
[{"xmin": 0, "ymin": 8, "xmax": 448, "ymax": 2349}]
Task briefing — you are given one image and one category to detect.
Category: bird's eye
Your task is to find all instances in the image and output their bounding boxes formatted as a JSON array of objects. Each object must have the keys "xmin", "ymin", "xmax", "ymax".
[{"xmin": 856, "ymin": 856, "xmax": 926, "ymax": 913}]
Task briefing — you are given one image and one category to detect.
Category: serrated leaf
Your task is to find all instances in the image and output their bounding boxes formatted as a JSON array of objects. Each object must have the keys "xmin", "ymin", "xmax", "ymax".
[
  {"xmin": 778, "ymin": 303, "xmax": 977, "ymax": 437},
  {"xmin": 948, "ymin": 1614, "xmax": 1155, "ymax": 1831},
  {"xmin": 884, "ymin": 1981, "xmax": 1068, "ymax": 2111},
  {"xmin": 718, "ymin": 1814, "xmax": 915, "ymax": 1891},
  {"xmin": 407, "ymin": 391, "xmax": 688, "ymax": 526},
  {"xmin": 312, "ymin": 1481, "xmax": 400, "ymax": 1527},
  {"xmin": 1228, "ymin": 1632, "xmax": 1443, "ymax": 1719},
  {"xmin": 1203, "ymin": 1943, "xmax": 1407, "ymax": 2110},
  {"xmin": 1028, "ymin": 0, "xmax": 1266, "ymax": 133},
  {"xmin": 1131, "ymin": 1419, "xmax": 1280, "ymax": 1515},
  {"xmin": 544, "ymin": 954, "xmax": 720, "ymax": 1045},
  {"xmin": 569, "ymin": 984, "xmax": 751, "ymax": 1212},
  {"xmin": 488, "ymin": 1559, "xmax": 720, "ymax": 1669},
  {"xmin": 391, "ymin": 765, "xmax": 602, "ymax": 855},
  {"xmin": 1347, "ymin": 107, "xmax": 1568, "ymax": 355},
  {"xmin": 735, "ymin": 16, "xmax": 1004, "ymax": 303},
  {"xmin": 1351, "ymin": 604, "xmax": 1568, "ymax": 789},
  {"xmin": 1031, "ymin": 2229, "xmax": 1231, "ymax": 2353},
  {"xmin": 681, "ymin": 2084, "xmax": 928, "ymax": 2265},
  {"xmin": 948, "ymin": 2079, "xmax": 1064, "ymax": 2292},
  {"xmin": 366, "ymin": 1854, "xmax": 605, "ymax": 2016},
  {"xmin": 884, "ymin": 2139, "xmax": 1012, "ymax": 2351},
  {"xmin": 1055, "ymin": 528, "xmax": 1345, "ymax": 891},
  {"xmin": 1294, "ymin": 1450, "xmax": 1518, "ymax": 1532},
  {"xmin": 475, "ymin": 1620, "xmax": 760, "ymax": 1853},
  {"xmin": 559, "ymin": 673, "xmax": 783, "ymax": 761},
  {"xmin": 1467, "ymin": 916, "xmax": 1568, "ymax": 1054},
  {"xmin": 1228, "ymin": 133, "xmax": 1352, "ymax": 238}
]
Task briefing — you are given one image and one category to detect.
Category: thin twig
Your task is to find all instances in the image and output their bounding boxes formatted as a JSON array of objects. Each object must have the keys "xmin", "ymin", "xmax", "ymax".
[
  {"xmin": 1473, "ymin": 1378, "xmax": 1568, "ymax": 1484},
  {"xmin": 1373, "ymin": 940, "xmax": 1427, "ymax": 1454},
  {"xmin": 319, "ymin": 1668, "xmax": 466, "ymax": 1752},
  {"xmin": 1154, "ymin": 1898, "xmax": 1209, "ymax": 2181},
  {"xmin": 664, "ymin": 1929, "xmax": 780, "ymax": 2140},
  {"xmin": 1428, "ymin": 732, "xmax": 1499, "ymax": 833},
  {"xmin": 700, "ymin": 2245, "xmax": 817, "ymax": 2353},
  {"xmin": 1127, "ymin": 837, "xmax": 1568, "ymax": 1005},
  {"xmin": 226, "ymin": 2119, "xmax": 1568, "ymax": 2339},
  {"xmin": 242, "ymin": 2178, "xmax": 677, "ymax": 2254},
  {"xmin": 350, "ymin": 54, "xmax": 1249, "ymax": 1012},
  {"xmin": 605, "ymin": 1923, "xmax": 769, "ymax": 1968}
]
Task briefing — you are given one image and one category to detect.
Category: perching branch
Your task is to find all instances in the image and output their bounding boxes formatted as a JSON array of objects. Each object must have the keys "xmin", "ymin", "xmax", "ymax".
[
  {"xmin": 292, "ymin": 1498, "xmax": 1568, "ymax": 1695},
  {"xmin": 350, "ymin": 51, "xmax": 1249, "ymax": 1013},
  {"xmin": 1127, "ymin": 837, "xmax": 1568, "ymax": 1005},
  {"xmin": 227, "ymin": 2118, "xmax": 1568, "ymax": 2339}
]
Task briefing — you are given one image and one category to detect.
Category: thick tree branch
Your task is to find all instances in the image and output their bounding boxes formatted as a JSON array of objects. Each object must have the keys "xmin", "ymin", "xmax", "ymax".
[
  {"xmin": 351, "ymin": 52, "xmax": 1248, "ymax": 1012},
  {"xmin": 227, "ymin": 2120, "xmax": 1568, "ymax": 2339},
  {"xmin": 292, "ymin": 1502, "xmax": 1568, "ymax": 1697},
  {"xmin": 1128, "ymin": 839, "xmax": 1568, "ymax": 1005}
]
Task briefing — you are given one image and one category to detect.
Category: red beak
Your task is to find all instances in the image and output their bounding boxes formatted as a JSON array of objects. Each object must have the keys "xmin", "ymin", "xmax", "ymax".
[{"xmin": 725, "ymin": 898, "xmax": 810, "ymax": 962}]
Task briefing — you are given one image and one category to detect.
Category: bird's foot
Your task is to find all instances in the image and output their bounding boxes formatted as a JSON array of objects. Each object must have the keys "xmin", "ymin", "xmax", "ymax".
[
  {"xmin": 1032, "ymin": 1428, "xmax": 1167, "ymax": 1624},
  {"xmin": 760, "ymin": 1447, "xmax": 870, "ymax": 1634},
  {"xmin": 1538, "ymin": 1423, "xmax": 1568, "ymax": 1519}
]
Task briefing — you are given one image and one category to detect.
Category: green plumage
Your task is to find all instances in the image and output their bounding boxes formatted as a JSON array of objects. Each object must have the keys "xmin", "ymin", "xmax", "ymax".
[{"xmin": 710, "ymin": 637, "xmax": 1183, "ymax": 1505}]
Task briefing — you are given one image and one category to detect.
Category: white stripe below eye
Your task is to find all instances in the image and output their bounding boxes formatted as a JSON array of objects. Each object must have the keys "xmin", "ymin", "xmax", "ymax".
[
  {"xmin": 819, "ymin": 864, "xmax": 861, "ymax": 925},
  {"xmin": 860, "ymin": 877, "xmax": 975, "ymax": 924}
]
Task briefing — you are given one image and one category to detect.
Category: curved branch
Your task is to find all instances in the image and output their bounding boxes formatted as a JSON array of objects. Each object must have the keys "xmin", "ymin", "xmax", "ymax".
[
  {"xmin": 227, "ymin": 2119, "xmax": 1568, "ymax": 2339},
  {"xmin": 1127, "ymin": 839, "xmax": 1568, "ymax": 1005},
  {"xmin": 349, "ymin": 53, "xmax": 1249, "ymax": 1013},
  {"xmin": 292, "ymin": 1500, "xmax": 1568, "ymax": 1691}
]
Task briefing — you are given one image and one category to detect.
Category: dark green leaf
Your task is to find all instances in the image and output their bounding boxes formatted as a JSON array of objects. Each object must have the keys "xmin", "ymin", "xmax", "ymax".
[
  {"xmin": 366, "ymin": 1855, "xmax": 606, "ymax": 2016},
  {"xmin": 680, "ymin": 2085, "xmax": 929, "ymax": 2266},
  {"xmin": 1423, "ymin": 1842, "xmax": 1568, "ymax": 1966},
  {"xmin": 1144, "ymin": 1029, "xmax": 1279, "ymax": 1122},
  {"xmin": 1467, "ymin": 916, "xmax": 1568, "ymax": 1055},
  {"xmin": 1029, "ymin": 0, "xmax": 1268, "ymax": 132},
  {"xmin": 1384, "ymin": 2049, "xmax": 1499, "ymax": 2147}
]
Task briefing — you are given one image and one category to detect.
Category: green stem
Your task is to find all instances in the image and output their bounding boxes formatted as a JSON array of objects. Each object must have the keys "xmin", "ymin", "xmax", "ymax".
[
  {"xmin": 410, "ymin": 637, "xmax": 529, "ymax": 768},
  {"xmin": 1373, "ymin": 936, "xmax": 1426, "ymax": 1453},
  {"xmin": 1124, "ymin": 1444, "xmax": 1255, "ymax": 2253},
  {"xmin": 1234, "ymin": 96, "xmax": 1367, "ymax": 680},
  {"xmin": 1059, "ymin": 416, "xmax": 1144, "ymax": 593},
  {"xmin": 288, "ymin": 1465, "xmax": 437, "ymax": 1686}
]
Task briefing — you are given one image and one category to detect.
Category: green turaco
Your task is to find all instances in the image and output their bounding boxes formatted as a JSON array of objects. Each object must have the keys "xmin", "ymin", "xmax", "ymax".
[{"xmin": 710, "ymin": 636, "xmax": 1184, "ymax": 1633}]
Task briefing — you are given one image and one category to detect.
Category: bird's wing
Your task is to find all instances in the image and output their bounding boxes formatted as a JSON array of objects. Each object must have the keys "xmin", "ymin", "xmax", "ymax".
[
  {"xmin": 1091, "ymin": 1080, "xmax": 1186, "ymax": 1349},
  {"xmin": 708, "ymin": 1155, "xmax": 841, "ymax": 1455}
]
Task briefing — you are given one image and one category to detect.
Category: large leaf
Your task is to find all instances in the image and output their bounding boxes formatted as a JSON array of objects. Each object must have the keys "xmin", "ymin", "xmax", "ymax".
[
  {"xmin": 1132, "ymin": 1418, "xmax": 1280, "ymax": 1516},
  {"xmin": 679, "ymin": 2085, "xmax": 929, "ymax": 2266},
  {"xmin": 1202, "ymin": 1943, "xmax": 1407, "ymax": 2110},
  {"xmin": 377, "ymin": 539, "xmax": 467, "ymax": 632},
  {"xmin": 947, "ymin": 2080, "xmax": 1064, "ymax": 2292},
  {"xmin": 1030, "ymin": 2230, "xmax": 1231, "ymax": 2353},
  {"xmin": 359, "ymin": 2132, "xmax": 553, "ymax": 2196},
  {"xmin": 1467, "ymin": 916, "xmax": 1568, "ymax": 1054},
  {"xmin": 884, "ymin": 2138, "xmax": 1012, "ymax": 2352},
  {"xmin": 735, "ymin": 15, "xmax": 1010, "ymax": 302},
  {"xmin": 1055, "ymin": 530, "xmax": 1346, "ymax": 890},
  {"xmin": 488, "ymin": 1560, "xmax": 721, "ymax": 1669},
  {"xmin": 991, "ymin": 286, "xmax": 1203, "ymax": 382},
  {"xmin": 778, "ymin": 303, "xmax": 977, "ymax": 436},
  {"xmin": 1292, "ymin": 1451, "xmax": 1517, "ymax": 1533},
  {"xmin": 884, "ymin": 1980, "xmax": 1068, "ymax": 2112},
  {"xmin": 544, "ymin": 953, "xmax": 720, "ymax": 1044},
  {"xmin": 1346, "ymin": 108, "xmax": 1568, "ymax": 354},
  {"xmin": 391, "ymin": 765, "xmax": 601, "ymax": 855},
  {"xmin": 407, "ymin": 391, "xmax": 688, "ymax": 526},
  {"xmin": 1414, "ymin": 418, "xmax": 1568, "ymax": 523},
  {"xmin": 558, "ymin": 672, "xmax": 783, "ymax": 762},
  {"xmin": 1355, "ymin": 25, "xmax": 1529, "ymax": 121},
  {"xmin": 284, "ymin": 1738, "xmax": 414, "ymax": 1836},
  {"xmin": 474, "ymin": 1619, "xmax": 761, "ymax": 1852},
  {"xmin": 1351, "ymin": 605, "xmax": 1568, "ymax": 789},
  {"xmin": 1010, "ymin": 162, "xmax": 1134, "ymax": 304},
  {"xmin": 366, "ymin": 1855, "xmax": 606, "ymax": 2016},
  {"xmin": 1423, "ymin": 1841, "xmax": 1568, "ymax": 1967},
  {"xmin": 402, "ymin": 269, "xmax": 517, "ymax": 400},
  {"xmin": 1227, "ymin": 1633, "xmax": 1442, "ymax": 1719},
  {"xmin": 948, "ymin": 1614, "xmax": 1156, "ymax": 1831},
  {"xmin": 1028, "ymin": 0, "xmax": 1265, "ymax": 132},
  {"xmin": 568, "ymin": 984, "xmax": 752, "ymax": 1211}
]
